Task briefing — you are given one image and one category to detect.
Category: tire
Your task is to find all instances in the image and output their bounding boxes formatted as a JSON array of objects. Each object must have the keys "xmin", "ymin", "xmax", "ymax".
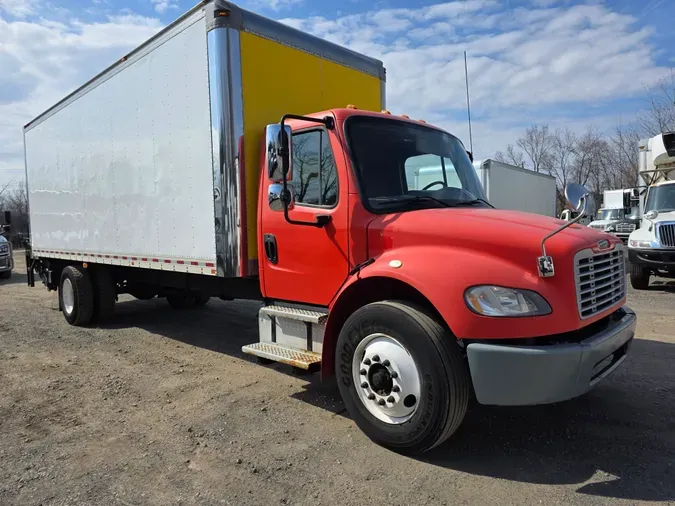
[
  {"xmin": 59, "ymin": 266, "xmax": 95, "ymax": 326},
  {"xmin": 166, "ymin": 294, "xmax": 196, "ymax": 309},
  {"xmin": 0, "ymin": 270, "xmax": 10, "ymax": 279},
  {"xmin": 629, "ymin": 263, "xmax": 650, "ymax": 290},
  {"xmin": 335, "ymin": 301, "xmax": 470, "ymax": 454},
  {"xmin": 194, "ymin": 295, "xmax": 210, "ymax": 307},
  {"xmin": 91, "ymin": 268, "xmax": 116, "ymax": 322}
]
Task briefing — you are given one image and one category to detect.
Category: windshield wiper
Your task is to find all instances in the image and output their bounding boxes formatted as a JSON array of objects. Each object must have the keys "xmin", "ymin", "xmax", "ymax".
[
  {"xmin": 447, "ymin": 198, "xmax": 494, "ymax": 208},
  {"xmin": 371, "ymin": 195, "xmax": 451, "ymax": 208}
]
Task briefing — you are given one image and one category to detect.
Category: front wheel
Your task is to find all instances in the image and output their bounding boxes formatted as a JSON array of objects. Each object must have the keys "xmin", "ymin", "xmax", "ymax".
[
  {"xmin": 629, "ymin": 263, "xmax": 650, "ymax": 290},
  {"xmin": 335, "ymin": 301, "xmax": 470, "ymax": 454}
]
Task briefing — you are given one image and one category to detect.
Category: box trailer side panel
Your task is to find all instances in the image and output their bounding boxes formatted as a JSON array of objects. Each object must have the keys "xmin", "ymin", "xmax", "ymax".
[
  {"xmin": 24, "ymin": 10, "xmax": 218, "ymax": 274},
  {"xmin": 238, "ymin": 30, "xmax": 384, "ymax": 267},
  {"xmin": 481, "ymin": 161, "xmax": 557, "ymax": 217}
]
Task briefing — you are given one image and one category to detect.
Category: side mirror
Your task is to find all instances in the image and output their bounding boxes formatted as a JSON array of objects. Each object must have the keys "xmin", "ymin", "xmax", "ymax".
[
  {"xmin": 645, "ymin": 210, "xmax": 658, "ymax": 220},
  {"xmin": 265, "ymin": 124, "xmax": 292, "ymax": 181},
  {"xmin": 564, "ymin": 183, "xmax": 590, "ymax": 214},
  {"xmin": 466, "ymin": 150, "xmax": 474, "ymax": 162}
]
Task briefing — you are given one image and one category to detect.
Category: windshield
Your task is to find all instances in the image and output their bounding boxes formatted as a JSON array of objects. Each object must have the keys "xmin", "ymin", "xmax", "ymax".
[
  {"xmin": 597, "ymin": 209, "xmax": 623, "ymax": 220},
  {"xmin": 346, "ymin": 116, "xmax": 486, "ymax": 212},
  {"xmin": 645, "ymin": 184, "xmax": 675, "ymax": 213}
]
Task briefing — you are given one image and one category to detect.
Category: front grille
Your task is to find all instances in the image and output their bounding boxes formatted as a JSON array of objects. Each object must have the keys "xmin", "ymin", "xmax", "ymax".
[
  {"xmin": 575, "ymin": 246, "xmax": 626, "ymax": 319},
  {"xmin": 657, "ymin": 222, "xmax": 675, "ymax": 248},
  {"xmin": 616, "ymin": 223, "xmax": 635, "ymax": 233}
]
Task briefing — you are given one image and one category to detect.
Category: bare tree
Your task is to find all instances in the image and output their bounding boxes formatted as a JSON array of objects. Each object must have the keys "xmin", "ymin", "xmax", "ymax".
[
  {"xmin": 517, "ymin": 124, "xmax": 553, "ymax": 173},
  {"xmin": 547, "ymin": 128, "xmax": 577, "ymax": 210},
  {"xmin": 637, "ymin": 71, "xmax": 675, "ymax": 136},
  {"xmin": 494, "ymin": 145, "xmax": 525, "ymax": 167}
]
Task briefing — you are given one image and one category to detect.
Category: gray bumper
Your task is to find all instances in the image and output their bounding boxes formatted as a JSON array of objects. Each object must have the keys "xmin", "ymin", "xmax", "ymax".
[
  {"xmin": 0, "ymin": 255, "xmax": 12, "ymax": 272},
  {"xmin": 466, "ymin": 307, "xmax": 636, "ymax": 406}
]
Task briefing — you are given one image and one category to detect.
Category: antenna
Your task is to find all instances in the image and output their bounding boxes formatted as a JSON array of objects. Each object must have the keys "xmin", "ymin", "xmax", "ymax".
[{"xmin": 464, "ymin": 51, "xmax": 474, "ymax": 155}]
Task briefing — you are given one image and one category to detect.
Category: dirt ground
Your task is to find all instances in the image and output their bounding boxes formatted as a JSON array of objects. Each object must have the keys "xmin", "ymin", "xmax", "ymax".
[{"xmin": 1, "ymin": 253, "xmax": 674, "ymax": 506}]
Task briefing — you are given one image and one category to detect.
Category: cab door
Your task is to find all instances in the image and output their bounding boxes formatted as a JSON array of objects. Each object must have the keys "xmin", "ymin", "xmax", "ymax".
[{"xmin": 259, "ymin": 125, "xmax": 350, "ymax": 306}]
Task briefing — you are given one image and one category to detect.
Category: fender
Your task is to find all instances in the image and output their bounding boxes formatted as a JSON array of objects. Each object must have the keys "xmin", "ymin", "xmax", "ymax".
[{"xmin": 321, "ymin": 244, "xmax": 586, "ymax": 378}]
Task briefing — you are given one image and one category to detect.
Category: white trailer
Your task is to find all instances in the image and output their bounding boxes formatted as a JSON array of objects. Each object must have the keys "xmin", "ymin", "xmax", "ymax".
[{"xmin": 472, "ymin": 159, "xmax": 557, "ymax": 217}]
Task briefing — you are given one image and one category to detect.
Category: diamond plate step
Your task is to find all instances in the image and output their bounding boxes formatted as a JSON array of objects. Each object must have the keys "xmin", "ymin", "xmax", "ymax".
[
  {"xmin": 260, "ymin": 305, "xmax": 328, "ymax": 324},
  {"xmin": 242, "ymin": 343, "xmax": 322, "ymax": 370}
]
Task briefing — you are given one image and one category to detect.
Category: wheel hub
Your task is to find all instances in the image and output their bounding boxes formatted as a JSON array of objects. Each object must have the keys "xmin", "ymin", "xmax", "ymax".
[
  {"xmin": 352, "ymin": 333, "xmax": 421, "ymax": 425},
  {"xmin": 62, "ymin": 278, "xmax": 75, "ymax": 315}
]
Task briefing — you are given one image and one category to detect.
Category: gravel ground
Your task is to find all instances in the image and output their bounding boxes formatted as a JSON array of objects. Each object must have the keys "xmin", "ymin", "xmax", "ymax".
[{"xmin": 1, "ymin": 253, "xmax": 674, "ymax": 506}]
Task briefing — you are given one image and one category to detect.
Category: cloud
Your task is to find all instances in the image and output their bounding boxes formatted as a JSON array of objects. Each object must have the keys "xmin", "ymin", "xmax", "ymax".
[
  {"xmin": 280, "ymin": 1, "xmax": 670, "ymax": 158},
  {"xmin": 243, "ymin": 0, "xmax": 304, "ymax": 11},
  {"xmin": 0, "ymin": 13, "xmax": 163, "ymax": 184},
  {"xmin": 0, "ymin": 0, "xmax": 34, "ymax": 18},
  {"xmin": 150, "ymin": 0, "xmax": 178, "ymax": 14}
]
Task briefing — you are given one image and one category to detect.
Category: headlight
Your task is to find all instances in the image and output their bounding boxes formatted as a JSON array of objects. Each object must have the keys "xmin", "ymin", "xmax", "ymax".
[
  {"xmin": 464, "ymin": 286, "xmax": 551, "ymax": 317},
  {"xmin": 0, "ymin": 244, "xmax": 8, "ymax": 253},
  {"xmin": 629, "ymin": 240, "xmax": 652, "ymax": 248}
]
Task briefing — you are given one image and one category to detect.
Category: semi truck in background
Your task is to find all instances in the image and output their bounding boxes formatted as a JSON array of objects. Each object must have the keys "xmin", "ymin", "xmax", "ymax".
[
  {"xmin": 471, "ymin": 159, "xmax": 557, "ymax": 217},
  {"xmin": 22, "ymin": 0, "xmax": 637, "ymax": 454},
  {"xmin": 628, "ymin": 131, "xmax": 675, "ymax": 289},
  {"xmin": 588, "ymin": 189, "xmax": 640, "ymax": 243},
  {"xmin": 0, "ymin": 211, "xmax": 13, "ymax": 279},
  {"xmin": 559, "ymin": 208, "xmax": 592, "ymax": 226}
]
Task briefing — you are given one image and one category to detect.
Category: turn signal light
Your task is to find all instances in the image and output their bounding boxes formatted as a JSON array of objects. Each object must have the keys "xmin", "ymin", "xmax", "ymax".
[
  {"xmin": 346, "ymin": 104, "xmax": 358, "ymax": 109},
  {"xmin": 400, "ymin": 114, "xmax": 409, "ymax": 119},
  {"xmin": 381, "ymin": 109, "xmax": 391, "ymax": 114},
  {"xmin": 419, "ymin": 119, "xmax": 426, "ymax": 123}
]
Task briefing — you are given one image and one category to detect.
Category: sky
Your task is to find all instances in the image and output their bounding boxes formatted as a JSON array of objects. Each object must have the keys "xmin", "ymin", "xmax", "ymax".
[{"xmin": 1, "ymin": 0, "xmax": 674, "ymax": 188}]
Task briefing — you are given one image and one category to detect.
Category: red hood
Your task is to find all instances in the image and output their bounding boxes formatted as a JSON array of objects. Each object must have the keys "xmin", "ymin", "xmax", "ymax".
[{"xmin": 367, "ymin": 208, "xmax": 618, "ymax": 272}]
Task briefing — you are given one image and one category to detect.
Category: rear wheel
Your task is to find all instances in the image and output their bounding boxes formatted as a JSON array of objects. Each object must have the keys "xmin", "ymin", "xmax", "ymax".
[
  {"xmin": 0, "ymin": 270, "xmax": 10, "ymax": 279},
  {"xmin": 59, "ymin": 266, "xmax": 95, "ymax": 326},
  {"xmin": 194, "ymin": 295, "xmax": 210, "ymax": 307},
  {"xmin": 629, "ymin": 263, "xmax": 650, "ymax": 290},
  {"xmin": 335, "ymin": 301, "xmax": 470, "ymax": 454}
]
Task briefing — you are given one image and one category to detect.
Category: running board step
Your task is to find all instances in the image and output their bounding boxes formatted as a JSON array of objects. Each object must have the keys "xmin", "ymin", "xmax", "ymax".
[
  {"xmin": 242, "ymin": 343, "xmax": 322, "ymax": 371},
  {"xmin": 260, "ymin": 305, "xmax": 328, "ymax": 324}
]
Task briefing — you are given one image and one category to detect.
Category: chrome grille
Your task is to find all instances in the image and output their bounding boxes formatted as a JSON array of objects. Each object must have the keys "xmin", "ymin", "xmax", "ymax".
[
  {"xmin": 657, "ymin": 222, "xmax": 675, "ymax": 248},
  {"xmin": 575, "ymin": 246, "xmax": 625, "ymax": 319},
  {"xmin": 615, "ymin": 223, "xmax": 635, "ymax": 233}
]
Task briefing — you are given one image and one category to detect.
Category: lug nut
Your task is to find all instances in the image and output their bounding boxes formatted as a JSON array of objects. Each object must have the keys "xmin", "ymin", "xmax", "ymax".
[
  {"xmin": 392, "ymin": 385, "xmax": 400, "ymax": 393},
  {"xmin": 390, "ymin": 371, "xmax": 398, "ymax": 379},
  {"xmin": 368, "ymin": 393, "xmax": 375, "ymax": 400},
  {"xmin": 360, "ymin": 369, "xmax": 367, "ymax": 375},
  {"xmin": 387, "ymin": 396, "xmax": 395, "ymax": 403},
  {"xmin": 361, "ymin": 382, "xmax": 368, "ymax": 389},
  {"xmin": 378, "ymin": 399, "xmax": 386, "ymax": 406},
  {"xmin": 382, "ymin": 359, "xmax": 390, "ymax": 366},
  {"xmin": 372, "ymin": 355, "xmax": 380, "ymax": 362},
  {"xmin": 363, "ymin": 358, "xmax": 371, "ymax": 366}
]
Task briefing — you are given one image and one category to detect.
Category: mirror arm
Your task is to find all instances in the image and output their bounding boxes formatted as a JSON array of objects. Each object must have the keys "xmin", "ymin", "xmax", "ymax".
[{"xmin": 537, "ymin": 196, "xmax": 588, "ymax": 277}]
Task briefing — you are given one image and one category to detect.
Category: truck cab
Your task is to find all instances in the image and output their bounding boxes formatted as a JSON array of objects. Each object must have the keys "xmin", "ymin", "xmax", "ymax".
[
  {"xmin": 588, "ymin": 208, "xmax": 624, "ymax": 233},
  {"xmin": 628, "ymin": 132, "xmax": 675, "ymax": 289},
  {"xmin": 559, "ymin": 208, "xmax": 591, "ymax": 226},
  {"xmin": 249, "ymin": 107, "xmax": 636, "ymax": 452}
]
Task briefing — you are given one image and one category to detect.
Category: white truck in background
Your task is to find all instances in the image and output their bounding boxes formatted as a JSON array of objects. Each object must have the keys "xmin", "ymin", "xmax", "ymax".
[
  {"xmin": 0, "ymin": 211, "xmax": 13, "ymax": 279},
  {"xmin": 470, "ymin": 159, "xmax": 557, "ymax": 216},
  {"xmin": 588, "ymin": 189, "xmax": 640, "ymax": 243},
  {"xmin": 628, "ymin": 131, "xmax": 675, "ymax": 289}
]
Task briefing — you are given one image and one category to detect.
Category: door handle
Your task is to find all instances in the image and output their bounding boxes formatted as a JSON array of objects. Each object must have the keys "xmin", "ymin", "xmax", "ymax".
[{"xmin": 263, "ymin": 234, "xmax": 278, "ymax": 264}]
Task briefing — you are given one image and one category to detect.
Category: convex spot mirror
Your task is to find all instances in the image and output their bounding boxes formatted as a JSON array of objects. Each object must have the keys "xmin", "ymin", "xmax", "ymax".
[
  {"xmin": 565, "ymin": 183, "xmax": 590, "ymax": 214},
  {"xmin": 265, "ymin": 124, "xmax": 292, "ymax": 182}
]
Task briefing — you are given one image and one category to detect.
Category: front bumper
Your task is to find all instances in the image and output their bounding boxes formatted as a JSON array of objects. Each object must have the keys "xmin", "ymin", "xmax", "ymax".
[
  {"xmin": 466, "ymin": 307, "xmax": 636, "ymax": 406},
  {"xmin": 628, "ymin": 248, "xmax": 675, "ymax": 268},
  {"xmin": 0, "ymin": 255, "xmax": 12, "ymax": 272}
]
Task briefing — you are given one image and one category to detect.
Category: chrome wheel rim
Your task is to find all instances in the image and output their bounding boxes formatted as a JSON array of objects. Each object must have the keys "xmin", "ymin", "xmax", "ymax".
[
  {"xmin": 62, "ymin": 278, "xmax": 75, "ymax": 315},
  {"xmin": 352, "ymin": 333, "xmax": 422, "ymax": 424}
]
